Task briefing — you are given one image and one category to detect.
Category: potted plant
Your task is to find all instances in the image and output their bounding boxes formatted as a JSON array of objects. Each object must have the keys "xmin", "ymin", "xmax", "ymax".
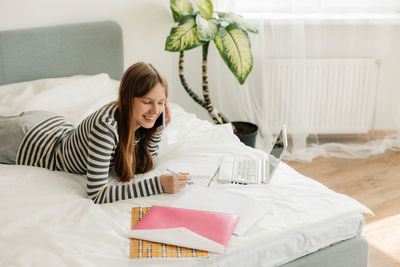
[{"xmin": 165, "ymin": 0, "xmax": 259, "ymax": 147}]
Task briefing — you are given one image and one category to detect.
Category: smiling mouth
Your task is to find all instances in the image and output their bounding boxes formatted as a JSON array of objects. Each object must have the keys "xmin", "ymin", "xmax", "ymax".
[{"xmin": 143, "ymin": 114, "xmax": 156, "ymax": 122}]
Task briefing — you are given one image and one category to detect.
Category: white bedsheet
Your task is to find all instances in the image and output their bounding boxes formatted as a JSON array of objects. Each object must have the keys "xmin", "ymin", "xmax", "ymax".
[{"xmin": 0, "ymin": 75, "xmax": 373, "ymax": 267}]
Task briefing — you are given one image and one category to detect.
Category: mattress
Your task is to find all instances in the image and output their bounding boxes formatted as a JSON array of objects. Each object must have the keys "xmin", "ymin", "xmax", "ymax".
[{"xmin": 0, "ymin": 74, "xmax": 372, "ymax": 267}]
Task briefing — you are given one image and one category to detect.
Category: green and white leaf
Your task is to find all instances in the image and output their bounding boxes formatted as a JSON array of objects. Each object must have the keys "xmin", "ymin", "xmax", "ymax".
[
  {"xmin": 214, "ymin": 30, "xmax": 223, "ymax": 53},
  {"xmin": 196, "ymin": 14, "xmax": 219, "ymax": 41},
  {"xmin": 170, "ymin": 0, "xmax": 194, "ymax": 22},
  {"xmin": 194, "ymin": 0, "xmax": 213, "ymax": 20},
  {"xmin": 217, "ymin": 12, "xmax": 259, "ymax": 33},
  {"xmin": 214, "ymin": 25, "xmax": 253, "ymax": 84},
  {"xmin": 165, "ymin": 15, "xmax": 203, "ymax": 52}
]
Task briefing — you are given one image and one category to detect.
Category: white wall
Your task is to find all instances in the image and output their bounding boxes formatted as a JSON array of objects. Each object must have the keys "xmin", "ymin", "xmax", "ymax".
[
  {"xmin": 0, "ymin": 0, "xmax": 212, "ymax": 121},
  {"xmin": 1, "ymin": 0, "xmax": 399, "ymax": 129}
]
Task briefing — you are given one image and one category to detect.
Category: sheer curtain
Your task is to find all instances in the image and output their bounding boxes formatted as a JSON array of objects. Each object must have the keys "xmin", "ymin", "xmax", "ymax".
[{"xmin": 212, "ymin": 0, "xmax": 400, "ymax": 161}]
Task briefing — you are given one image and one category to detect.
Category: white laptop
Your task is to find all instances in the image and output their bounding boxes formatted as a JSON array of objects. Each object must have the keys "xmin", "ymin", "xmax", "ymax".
[{"xmin": 217, "ymin": 125, "xmax": 288, "ymax": 185}]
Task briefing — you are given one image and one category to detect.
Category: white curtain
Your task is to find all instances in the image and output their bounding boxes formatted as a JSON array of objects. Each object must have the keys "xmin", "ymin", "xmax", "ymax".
[{"xmin": 212, "ymin": 0, "xmax": 400, "ymax": 161}]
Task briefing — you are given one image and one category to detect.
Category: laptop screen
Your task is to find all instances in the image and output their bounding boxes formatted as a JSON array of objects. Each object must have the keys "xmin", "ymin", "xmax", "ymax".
[{"xmin": 269, "ymin": 127, "xmax": 287, "ymax": 177}]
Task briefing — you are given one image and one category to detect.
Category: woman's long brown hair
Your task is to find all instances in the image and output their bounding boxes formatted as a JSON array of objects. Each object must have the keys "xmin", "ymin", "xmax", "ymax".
[{"xmin": 114, "ymin": 62, "xmax": 168, "ymax": 182}]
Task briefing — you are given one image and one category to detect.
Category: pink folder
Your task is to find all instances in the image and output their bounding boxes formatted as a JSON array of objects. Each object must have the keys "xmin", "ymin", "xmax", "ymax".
[{"xmin": 127, "ymin": 206, "xmax": 240, "ymax": 254}]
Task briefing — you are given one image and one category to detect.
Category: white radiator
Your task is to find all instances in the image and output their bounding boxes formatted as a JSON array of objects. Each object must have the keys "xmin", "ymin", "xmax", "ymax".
[{"xmin": 264, "ymin": 58, "xmax": 379, "ymax": 134}]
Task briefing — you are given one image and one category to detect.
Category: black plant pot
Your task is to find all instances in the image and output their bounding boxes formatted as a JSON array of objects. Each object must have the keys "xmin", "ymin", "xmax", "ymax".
[{"xmin": 231, "ymin": 121, "xmax": 258, "ymax": 148}]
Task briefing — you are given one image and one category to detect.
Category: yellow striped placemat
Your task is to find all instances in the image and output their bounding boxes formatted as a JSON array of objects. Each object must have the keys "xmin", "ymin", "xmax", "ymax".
[{"xmin": 129, "ymin": 206, "xmax": 209, "ymax": 259}]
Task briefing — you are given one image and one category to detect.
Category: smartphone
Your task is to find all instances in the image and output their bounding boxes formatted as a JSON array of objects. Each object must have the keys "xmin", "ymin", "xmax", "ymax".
[
  {"xmin": 162, "ymin": 110, "xmax": 166, "ymax": 129},
  {"xmin": 154, "ymin": 109, "xmax": 165, "ymax": 130}
]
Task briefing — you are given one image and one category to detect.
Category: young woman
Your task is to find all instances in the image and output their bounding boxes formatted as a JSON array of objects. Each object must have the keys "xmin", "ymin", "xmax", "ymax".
[{"xmin": 0, "ymin": 62, "xmax": 189, "ymax": 204}]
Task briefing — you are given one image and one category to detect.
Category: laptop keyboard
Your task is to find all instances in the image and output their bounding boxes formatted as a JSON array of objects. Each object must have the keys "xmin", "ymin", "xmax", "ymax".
[
  {"xmin": 217, "ymin": 155, "xmax": 269, "ymax": 185},
  {"xmin": 233, "ymin": 158, "xmax": 260, "ymax": 184}
]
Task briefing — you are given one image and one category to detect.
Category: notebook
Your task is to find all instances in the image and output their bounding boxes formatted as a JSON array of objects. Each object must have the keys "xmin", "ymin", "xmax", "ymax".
[
  {"xmin": 127, "ymin": 205, "xmax": 240, "ymax": 254},
  {"xmin": 217, "ymin": 125, "xmax": 288, "ymax": 185},
  {"xmin": 129, "ymin": 207, "xmax": 209, "ymax": 259},
  {"xmin": 167, "ymin": 161, "xmax": 219, "ymax": 187}
]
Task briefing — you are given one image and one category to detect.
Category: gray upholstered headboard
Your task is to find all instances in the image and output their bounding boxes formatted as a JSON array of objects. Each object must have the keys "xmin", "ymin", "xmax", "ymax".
[{"xmin": 0, "ymin": 20, "xmax": 124, "ymax": 85}]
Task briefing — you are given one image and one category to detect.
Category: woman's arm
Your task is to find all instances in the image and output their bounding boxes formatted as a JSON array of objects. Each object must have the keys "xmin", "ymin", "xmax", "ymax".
[
  {"xmin": 148, "ymin": 126, "xmax": 163, "ymax": 161},
  {"xmin": 86, "ymin": 108, "xmax": 188, "ymax": 204},
  {"xmin": 86, "ymin": 121, "xmax": 164, "ymax": 204}
]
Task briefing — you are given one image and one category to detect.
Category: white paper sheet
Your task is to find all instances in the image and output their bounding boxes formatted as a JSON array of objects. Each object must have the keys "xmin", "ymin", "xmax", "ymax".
[
  {"xmin": 170, "ymin": 187, "xmax": 270, "ymax": 236},
  {"xmin": 168, "ymin": 161, "xmax": 219, "ymax": 177}
]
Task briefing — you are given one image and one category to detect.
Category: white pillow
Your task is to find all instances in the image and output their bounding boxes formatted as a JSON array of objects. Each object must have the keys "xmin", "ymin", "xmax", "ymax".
[{"xmin": 0, "ymin": 74, "xmax": 119, "ymax": 126}]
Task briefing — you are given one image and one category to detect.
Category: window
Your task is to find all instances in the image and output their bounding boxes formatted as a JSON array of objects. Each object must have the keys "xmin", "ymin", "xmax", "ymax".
[{"xmin": 227, "ymin": 0, "xmax": 400, "ymax": 14}]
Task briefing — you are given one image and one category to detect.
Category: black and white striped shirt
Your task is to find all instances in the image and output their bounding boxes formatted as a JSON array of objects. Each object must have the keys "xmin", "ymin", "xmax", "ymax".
[{"xmin": 16, "ymin": 103, "xmax": 164, "ymax": 204}]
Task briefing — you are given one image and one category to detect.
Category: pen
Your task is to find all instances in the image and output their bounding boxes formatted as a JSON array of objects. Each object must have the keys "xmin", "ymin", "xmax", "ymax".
[
  {"xmin": 207, "ymin": 165, "xmax": 220, "ymax": 188},
  {"xmin": 207, "ymin": 156, "xmax": 223, "ymax": 188},
  {"xmin": 166, "ymin": 168, "xmax": 193, "ymax": 185}
]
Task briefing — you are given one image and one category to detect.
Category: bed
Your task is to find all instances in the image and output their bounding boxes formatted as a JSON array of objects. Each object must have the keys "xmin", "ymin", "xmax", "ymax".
[{"xmin": 0, "ymin": 21, "xmax": 372, "ymax": 267}]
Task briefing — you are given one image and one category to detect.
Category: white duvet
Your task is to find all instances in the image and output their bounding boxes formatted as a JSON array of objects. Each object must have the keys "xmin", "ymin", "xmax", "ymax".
[{"xmin": 0, "ymin": 74, "xmax": 373, "ymax": 267}]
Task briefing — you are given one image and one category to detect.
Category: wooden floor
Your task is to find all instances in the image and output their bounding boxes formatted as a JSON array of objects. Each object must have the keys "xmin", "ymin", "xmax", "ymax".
[{"xmin": 285, "ymin": 150, "xmax": 400, "ymax": 267}]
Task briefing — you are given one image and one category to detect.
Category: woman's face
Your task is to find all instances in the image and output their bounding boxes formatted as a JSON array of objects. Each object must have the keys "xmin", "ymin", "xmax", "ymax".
[{"xmin": 132, "ymin": 82, "xmax": 166, "ymax": 129}]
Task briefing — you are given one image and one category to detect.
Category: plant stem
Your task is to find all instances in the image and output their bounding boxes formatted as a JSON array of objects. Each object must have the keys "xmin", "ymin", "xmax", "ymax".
[
  {"xmin": 201, "ymin": 43, "xmax": 222, "ymax": 124},
  {"xmin": 202, "ymin": 42, "xmax": 211, "ymax": 106},
  {"xmin": 218, "ymin": 112, "xmax": 229, "ymax": 124},
  {"xmin": 201, "ymin": 43, "xmax": 230, "ymax": 124},
  {"xmin": 178, "ymin": 49, "xmax": 230, "ymax": 124},
  {"xmin": 179, "ymin": 51, "xmax": 206, "ymax": 108}
]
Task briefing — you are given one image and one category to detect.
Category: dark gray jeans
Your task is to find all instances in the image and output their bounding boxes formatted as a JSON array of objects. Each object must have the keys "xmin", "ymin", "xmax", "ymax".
[{"xmin": 0, "ymin": 110, "xmax": 55, "ymax": 164}]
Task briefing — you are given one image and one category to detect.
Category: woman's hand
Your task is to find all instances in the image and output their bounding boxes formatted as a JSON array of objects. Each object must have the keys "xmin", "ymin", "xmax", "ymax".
[
  {"xmin": 160, "ymin": 172, "xmax": 189, "ymax": 193},
  {"xmin": 164, "ymin": 99, "xmax": 171, "ymax": 128}
]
